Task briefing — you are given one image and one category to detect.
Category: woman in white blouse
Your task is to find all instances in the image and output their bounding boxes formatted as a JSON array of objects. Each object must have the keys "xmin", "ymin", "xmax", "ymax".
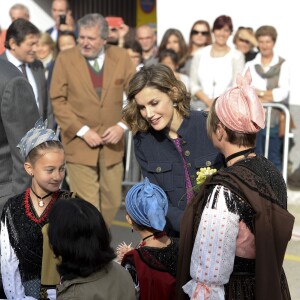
[{"xmin": 189, "ymin": 15, "xmax": 244, "ymax": 111}]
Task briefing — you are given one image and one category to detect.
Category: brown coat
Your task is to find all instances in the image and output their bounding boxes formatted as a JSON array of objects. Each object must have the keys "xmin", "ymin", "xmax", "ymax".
[{"xmin": 50, "ymin": 45, "xmax": 135, "ymax": 167}]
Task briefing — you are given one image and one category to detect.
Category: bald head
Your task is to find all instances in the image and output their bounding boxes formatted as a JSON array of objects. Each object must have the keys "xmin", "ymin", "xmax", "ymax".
[{"xmin": 136, "ymin": 24, "xmax": 156, "ymax": 55}]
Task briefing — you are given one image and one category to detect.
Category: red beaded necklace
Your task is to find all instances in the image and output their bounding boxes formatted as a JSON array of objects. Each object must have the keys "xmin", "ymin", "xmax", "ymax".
[
  {"xmin": 24, "ymin": 188, "xmax": 59, "ymax": 224},
  {"xmin": 138, "ymin": 231, "xmax": 167, "ymax": 248}
]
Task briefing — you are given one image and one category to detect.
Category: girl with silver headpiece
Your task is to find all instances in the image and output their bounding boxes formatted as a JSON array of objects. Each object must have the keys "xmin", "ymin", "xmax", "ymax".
[
  {"xmin": 0, "ymin": 118, "xmax": 74, "ymax": 299},
  {"xmin": 177, "ymin": 70, "xmax": 294, "ymax": 300},
  {"xmin": 116, "ymin": 177, "xmax": 178, "ymax": 300}
]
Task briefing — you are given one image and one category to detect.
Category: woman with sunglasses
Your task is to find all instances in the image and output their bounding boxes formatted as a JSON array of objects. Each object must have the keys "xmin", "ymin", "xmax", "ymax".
[
  {"xmin": 233, "ymin": 26, "xmax": 258, "ymax": 62},
  {"xmin": 182, "ymin": 20, "xmax": 212, "ymax": 76},
  {"xmin": 190, "ymin": 15, "xmax": 245, "ymax": 111}
]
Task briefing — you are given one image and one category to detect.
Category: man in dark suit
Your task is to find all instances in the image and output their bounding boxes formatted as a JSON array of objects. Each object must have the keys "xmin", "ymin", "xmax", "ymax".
[
  {"xmin": 0, "ymin": 58, "xmax": 40, "ymax": 299},
  {"xmin": 46, "ymin": 0, "xmax": 77, "ymax": 42},
  {"xmin": 1, "ymin": 19, "xmax": 54, "ymax": 129}
]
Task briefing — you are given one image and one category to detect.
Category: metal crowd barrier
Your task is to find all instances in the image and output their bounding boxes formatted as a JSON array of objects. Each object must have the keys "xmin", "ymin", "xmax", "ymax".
[
  {"xmin": 122, "ymin": 103, "xmax": 293, "ymax": 186},
  {"xmin": 263, "ymin": 103, "xmax": 294, "ymax": 182},
  {"xmin": 122, "ymin": 130, "xmax": 142, "ymax": 187}
]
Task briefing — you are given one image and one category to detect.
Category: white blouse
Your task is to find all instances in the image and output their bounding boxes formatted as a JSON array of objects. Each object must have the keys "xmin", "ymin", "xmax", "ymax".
[
  {"xmin": 189, "ymin": 46, "xmax": 245, "ymax": 110},
  {"xmin": 1, "ymin": 218, "xmax": 56, "ymax": 300},
  {"xmin": 182, "ymin": 185, "xmax": 240, "ymax": 299}
]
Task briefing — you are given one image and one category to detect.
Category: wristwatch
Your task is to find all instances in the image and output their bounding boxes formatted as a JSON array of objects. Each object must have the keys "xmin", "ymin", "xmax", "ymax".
[{"xmin": 259, "ymin": 91, "xmax": 265, "ymax": 97}]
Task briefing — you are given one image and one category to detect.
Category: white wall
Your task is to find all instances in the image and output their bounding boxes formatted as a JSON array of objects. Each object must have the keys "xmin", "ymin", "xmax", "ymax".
[
  {"xmin": 0, "ymin": 0, "xmax": 53, "ymax": 32},
  {"xmin": 157, "ymin": 0, "xmax": 299, "ymax": 105}
]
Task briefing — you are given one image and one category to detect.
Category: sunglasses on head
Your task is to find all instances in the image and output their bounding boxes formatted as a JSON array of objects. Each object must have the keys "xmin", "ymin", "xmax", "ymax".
[
  {"xmin": 238, "ymin": 26, "xmax": 253, "ymax": 32},
  {"xmin": 191, "ymin": 29, "xmax": 210, "ymax": 36},
  {"xmin": 238, "ymin": 37, "xmax": 251, "ymax": 44}
]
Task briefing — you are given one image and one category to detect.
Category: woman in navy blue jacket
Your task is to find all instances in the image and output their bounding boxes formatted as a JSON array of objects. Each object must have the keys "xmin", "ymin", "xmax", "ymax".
[{"xmin": 123, "ymin": 64, "xmax": 223, "ymax": 236}]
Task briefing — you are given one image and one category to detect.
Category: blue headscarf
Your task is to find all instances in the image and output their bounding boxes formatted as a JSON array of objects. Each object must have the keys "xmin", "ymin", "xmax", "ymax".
[{"xmin": 125, "ymin": 177, "xmax": 168, "ymax": 231}]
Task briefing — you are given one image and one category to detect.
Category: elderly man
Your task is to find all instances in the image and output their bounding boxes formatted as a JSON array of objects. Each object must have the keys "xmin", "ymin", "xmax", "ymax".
[
  {"xmin": 9, "ymin": 3, "xmax": 30, "ymax": 21},
  {"xmin": 50, "ymin": 13, "xmax": 135, "ymax": 226}
]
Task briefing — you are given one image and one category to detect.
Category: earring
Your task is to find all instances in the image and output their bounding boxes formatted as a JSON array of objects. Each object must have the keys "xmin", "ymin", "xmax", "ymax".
[{"xmin": 173, "ymin": 103, "xmax": 177, "ymax": 107}]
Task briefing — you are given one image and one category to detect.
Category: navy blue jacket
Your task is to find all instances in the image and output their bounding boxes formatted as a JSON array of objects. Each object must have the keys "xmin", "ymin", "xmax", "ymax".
[{"xmin": 134, "ymin": 110, "xmax": 224, "ymax": 234}]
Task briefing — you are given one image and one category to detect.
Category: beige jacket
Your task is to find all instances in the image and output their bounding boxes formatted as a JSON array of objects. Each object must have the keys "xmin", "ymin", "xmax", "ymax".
[
  {"xmin": 56, "ymin": 262, "xmax": 136, "ymax": 299},
  {"xmin": 50, "ymin": 45, "xmax": 135, "ymax": 167}
]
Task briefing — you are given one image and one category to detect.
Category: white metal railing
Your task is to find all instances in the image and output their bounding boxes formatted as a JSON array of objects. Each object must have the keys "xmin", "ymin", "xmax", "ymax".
[
  {"xmin": 122, "ymin": 130, "xmax": 142, "ymax": 187},
  {"xmin": 262, "ymin": 103, "xmax": 294, "ymax": 182}
]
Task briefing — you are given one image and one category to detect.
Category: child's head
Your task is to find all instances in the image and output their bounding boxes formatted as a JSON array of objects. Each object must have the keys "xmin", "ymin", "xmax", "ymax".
[
  {"xmin": 124, "ymin": 40, "xmax": 143, "ymax": 67},
  {"xmin": 57, "ymin": 30, "xmax": 77, "ymax": 52},
  {"xmin": 158, "ymin": 48, "xmax": 179, "ymax": 72},
  {"xmin": 17, "ymin": 118, "xmax": 65, "ymax": 192},
  {"xmin": 125, "ymin": 177, "xmax": 168, "ymax": 231},
  {"xmin": 48, "ymin": 197, "xmax": 115, "ymax": 278}
]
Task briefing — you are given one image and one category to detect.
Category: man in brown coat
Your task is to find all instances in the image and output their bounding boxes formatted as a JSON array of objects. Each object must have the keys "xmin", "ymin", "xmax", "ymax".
[{"xmin": 50, "ymin": 13, "xmax": 135, "ymax": 226}]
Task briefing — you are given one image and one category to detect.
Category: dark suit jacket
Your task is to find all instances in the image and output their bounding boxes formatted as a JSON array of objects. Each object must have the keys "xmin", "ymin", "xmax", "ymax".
[
  {"xmin": 134, "ymin": 110, "xmax": 224, "ymax": 234},
  {"xmin": 46, "ymin": 26, "xmax": 79, "ymax": 40},
  {"xmin": 0, "ymin": 52, "xmax": 54, "ymax": 129},
  {"xmin": 0, "ymin": 58, "xmax": 40, "ymax": 212}
]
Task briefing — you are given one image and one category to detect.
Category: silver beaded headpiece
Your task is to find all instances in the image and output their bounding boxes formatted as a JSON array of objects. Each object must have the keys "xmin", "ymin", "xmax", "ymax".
[{"xmin": 17, "ymin": 118, "xmax": 60, "ymax": 160}]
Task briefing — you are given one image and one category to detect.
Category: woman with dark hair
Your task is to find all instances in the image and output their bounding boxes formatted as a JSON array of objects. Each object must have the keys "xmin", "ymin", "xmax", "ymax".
[
  {"xmin": 57, "ymin": 30, "xmax": 77, "ymax": 52},
  {"xmin": 123, "ymin": 64, "xmax": 223, "ymax": 236},
  {"xmin": 158, "ymin": 48, "xmax": 190, "ymax": 91},
  {"xmin": 48, "ymin": 197, "xmax": 135, "ymax": 299},
  {"xmin": 189, "ymin": 15, "xmax": 245, "ymax": 111},
  {"xmin": 177, "ymin": 70, "xmax": 293, "ymax": 300},
  {"xmin": 183, "ymin": 20, "xmax": 212, "ymax": 76},
  {"xmin": 188, "ymin": 20, "xmax": 212, "ymax": 56},
  {"xmin": 157, "ymin": 28, "xmax": 188, "ymax": 73}
]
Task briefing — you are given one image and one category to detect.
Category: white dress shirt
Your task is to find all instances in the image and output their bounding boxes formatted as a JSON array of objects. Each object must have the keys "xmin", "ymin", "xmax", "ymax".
[{"xmin": 5, "ymin": 49, "xmax": 39, "ymax": 109}]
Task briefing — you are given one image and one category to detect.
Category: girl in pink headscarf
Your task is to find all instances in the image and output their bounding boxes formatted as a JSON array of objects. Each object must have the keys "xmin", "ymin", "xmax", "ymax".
[{"xmin": 177, "ymin": 69, "xmax": 294, "ymax": 300}]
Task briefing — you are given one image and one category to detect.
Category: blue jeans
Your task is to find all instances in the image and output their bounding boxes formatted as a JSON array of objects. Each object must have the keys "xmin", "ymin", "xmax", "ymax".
[{"xmin": 255, "ymin": 126, "xmax": 283, "ymax": 172}]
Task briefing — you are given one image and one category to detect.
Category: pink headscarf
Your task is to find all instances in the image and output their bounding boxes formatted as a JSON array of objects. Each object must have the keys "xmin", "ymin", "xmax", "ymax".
[{"xmin": 215, "ymin": 69, "xmax": 265, "ymax": 133}]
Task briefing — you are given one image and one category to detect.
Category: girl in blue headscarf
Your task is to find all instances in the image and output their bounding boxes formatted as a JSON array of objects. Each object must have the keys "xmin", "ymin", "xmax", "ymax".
[{"xmin": 117, "ymin": 177, "xmax": 178, "ymax": 300}]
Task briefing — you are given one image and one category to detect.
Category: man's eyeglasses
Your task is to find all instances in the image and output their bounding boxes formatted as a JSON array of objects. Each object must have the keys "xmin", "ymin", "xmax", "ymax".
[{"xmin": 191, "ymin": 29, "xmax": 210, "ymax": 36}]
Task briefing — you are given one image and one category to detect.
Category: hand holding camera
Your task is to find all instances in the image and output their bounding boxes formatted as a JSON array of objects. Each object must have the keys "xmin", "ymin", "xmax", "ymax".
[{"xmin": 58, "ymin": 10, "xmax": 75, "ymax": 32}]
